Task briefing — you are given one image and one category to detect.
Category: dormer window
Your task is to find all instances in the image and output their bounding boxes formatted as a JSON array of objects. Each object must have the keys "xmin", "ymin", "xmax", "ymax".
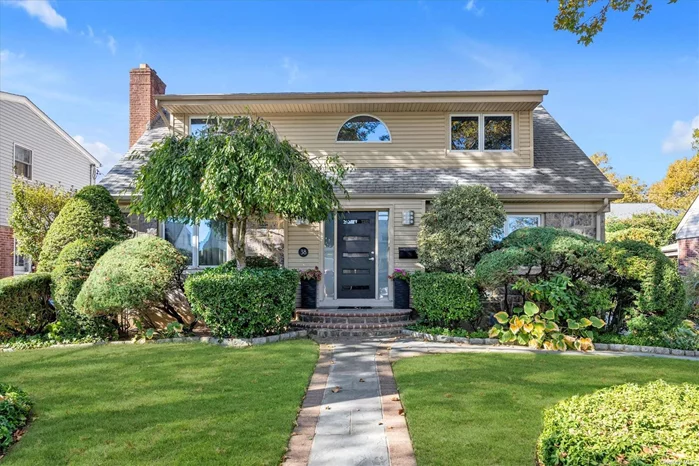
[
  {"xmin": 451, "ymin": 114, "xmax": 513, "ymax": 151},
  {"xmin": 337, "ymin": 115, "xmax": 391, "ymax": 142}
]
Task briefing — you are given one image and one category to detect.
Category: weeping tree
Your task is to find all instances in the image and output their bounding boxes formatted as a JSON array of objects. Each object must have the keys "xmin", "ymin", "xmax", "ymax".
[{"xmin": 130, "ymin": 116, "xmax": 350, "ymax": 268}]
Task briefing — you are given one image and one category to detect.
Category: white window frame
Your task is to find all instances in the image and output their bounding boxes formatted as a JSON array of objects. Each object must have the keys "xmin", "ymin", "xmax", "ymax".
[
  {"xmin": 504, "ymin": 214, "xmax": 542, "ymax": 236},
  {"xmin": 188, "ymin": 116, "xmax": 247, "ymax": 136},
  {"xmin": 335, "ymin": 114, "xmax": 392, "ymax": 144},
  {"xmin": 160, "ymin": 220, "xmax": 229, "ymax": 269},
  {"xmin": 13, "ymin": 239, "xmax": 31, "ymax": 275},
  {"xmin": 449, "ymin": 113, "xmax": 514, "ymax": 152},
  {"xmin": 13, "ymin": 143, "xmax": 33, "ymax": 180}
]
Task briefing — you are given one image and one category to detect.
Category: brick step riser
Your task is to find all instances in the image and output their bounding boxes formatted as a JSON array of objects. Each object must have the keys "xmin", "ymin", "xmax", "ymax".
[
  {"xmin": 296, "ymin": 315, "xmax": 408, "ymax": 324},
  {"xmin": 308, "ymin": 328, "xmax": 405, "ymax": 338}
]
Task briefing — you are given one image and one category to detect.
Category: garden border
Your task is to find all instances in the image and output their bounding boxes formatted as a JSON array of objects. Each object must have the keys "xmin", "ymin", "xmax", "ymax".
[
  {"xmin": 401, "ymin": 329, "xmax": 699, "ymax": 358},
  {"xmin": 1, "ymin": 330, "xmax": 309, "ymax": 352}
]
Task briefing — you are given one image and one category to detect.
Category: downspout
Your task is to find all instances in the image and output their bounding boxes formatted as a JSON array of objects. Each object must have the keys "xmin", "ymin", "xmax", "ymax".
[{"xmin": 595, "ymin": 198, "xmax": 609, "ymax": 241}]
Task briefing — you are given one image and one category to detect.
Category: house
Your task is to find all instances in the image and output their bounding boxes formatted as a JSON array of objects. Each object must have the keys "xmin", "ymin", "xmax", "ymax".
[
  {"xmin": 0, "ymin": 91, "xmax": 101, "ymax": 278},
  {"xmin": 664, "ymin": 194, "xmax": 699, "ymax": 273},
  {"xmin": 101, "ymin": 64, "xmax": 621, "ymax": 307},
  {"xmin": 608, "ymin": 202, "xmax": 667, "ymax": 219}
]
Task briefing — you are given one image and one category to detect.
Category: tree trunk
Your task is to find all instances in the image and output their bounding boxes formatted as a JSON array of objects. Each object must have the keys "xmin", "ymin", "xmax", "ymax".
[{"xmin": 227, "ymin": 217, "xmax": 247, "ymax": 269}]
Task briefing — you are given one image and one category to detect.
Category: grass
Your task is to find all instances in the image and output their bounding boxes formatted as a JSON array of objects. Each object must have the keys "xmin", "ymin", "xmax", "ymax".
[
  {"xmin": 392, "ymin": 352, "xmax": 699, "ymax": 466},
  {"xmin": 0, "ymin": 339, "xmax": 318, "ymax": 465}
]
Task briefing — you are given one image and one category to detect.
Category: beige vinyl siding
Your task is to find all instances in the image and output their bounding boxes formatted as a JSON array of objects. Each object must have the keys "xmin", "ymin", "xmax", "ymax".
[
  {"xmin": 286, "ymin": 221, "xmax": 321, "ymax": 270},
  {"xmin": 0, "ymin": 100, "xmax": 93, "ymax": 226},
  {"xmin": 174, "ymin": 111, "xmax": 534, "ymax": 169}
]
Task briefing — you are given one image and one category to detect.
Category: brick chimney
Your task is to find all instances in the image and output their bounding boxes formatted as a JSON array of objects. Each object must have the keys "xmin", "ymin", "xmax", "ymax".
[{"xmin": 129, "ymin": 64, "xmax": 166, "ymax": 148}]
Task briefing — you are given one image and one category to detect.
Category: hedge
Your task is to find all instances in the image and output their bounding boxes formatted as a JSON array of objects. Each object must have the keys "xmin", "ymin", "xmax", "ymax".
[
  {"xmin": 185, "ymin": 267, "xmax": 299, "ymax": 338},
  {"xmin": 0, "ymin": 273, "xmax": 53, "ymax": 338},
  {"xmin": 537, "ymin": 380, "xmax": 699, "ymax": 465},
  {"xmin": 75, "ymin": 235, "xmax": 186, "ymax": 316},
  {"xmin": 603, "ymin": 239, "xmax": 687, "ymax": 335},
  {"xmin": 51, "ymin": 237, "xmax": 119, "ymax": 338},
  {"xmin": 411, "ymin": 271, "xmax": 481, "ymax": 328},
  {"xmin": 0, "ymin": 383, "xmax": 32, "ymax": 455},
  {"xmin": 38, "ymin": 185, "xmax": 131, "ymax": 273}
]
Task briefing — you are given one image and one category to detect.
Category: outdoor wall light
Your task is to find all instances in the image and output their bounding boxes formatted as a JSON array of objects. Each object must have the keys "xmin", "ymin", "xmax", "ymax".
[{"xmin": 402, "ymin": 210, "xmax": 415, "ymax": 225}]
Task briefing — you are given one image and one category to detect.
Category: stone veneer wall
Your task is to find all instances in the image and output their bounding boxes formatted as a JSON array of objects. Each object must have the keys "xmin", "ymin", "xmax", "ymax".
[{"xmin": 544, "ymin": 212, "xmax": 597, "ymax": 238}]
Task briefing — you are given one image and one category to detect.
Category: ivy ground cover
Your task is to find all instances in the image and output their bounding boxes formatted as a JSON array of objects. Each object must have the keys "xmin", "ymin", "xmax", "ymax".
[
  {"xmin": 0, "ymin": 340, "xmax": 317, "ymax": 465},
  {"xmin": 392, "ymin": 352, "xmax": 699, "ymax": 466}
]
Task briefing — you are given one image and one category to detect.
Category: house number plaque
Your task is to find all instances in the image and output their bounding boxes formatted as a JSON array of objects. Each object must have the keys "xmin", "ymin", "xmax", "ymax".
[{"xmin": 298, "ymin": 247, "xmax": 309, "ymax": 257}]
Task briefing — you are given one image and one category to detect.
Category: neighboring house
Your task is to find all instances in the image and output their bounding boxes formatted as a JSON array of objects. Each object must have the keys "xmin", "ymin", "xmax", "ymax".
[
  {"xmin": 0, "ymin": 91, "xmax": 101, "ymax": 278},
  {"xmin": 608, "ymin": 202, "xmax": 666, "ymax": 219},
  {"xmin": 667, "ymin": 194, "xmax": 699, "ymax": 274},
  {"xmin": 101, "ymin": 64, "xmax": 621, "ymax": 307}
]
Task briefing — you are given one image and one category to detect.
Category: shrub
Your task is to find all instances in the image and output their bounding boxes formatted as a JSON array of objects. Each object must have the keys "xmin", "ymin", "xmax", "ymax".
[
  {"xmin": 244, "ymin": 255, "xmax": 279, "ymax": 269},
  {"xmin": 606, "ymin": 212, "xmax": 680, "ymax": 246},
  {"xmin": 9, "ymin": 177, "xmax": 73, "ymax": 263},
  {"xmin": 411, "ymin": 272, "xmax": 481, "ymax": 328},
  {"xmin": 38, "ymin": 185, "xmax": 131, "ymax": 273},
  {"xmin": 661, "ymin": 320, "xmax": 699, "ymax": 351},
  {"xmin": 537, "ymin": 380, "xmax": 699, "ymax": 465},
  {"xmin": 75, "ymin": 236, "xmax": 189, "ymax": 328},
  {"xmin": 418, "ymin": 185, "xmax": 506, "ymax": 272},
  {"xmin": 607, "ymin": 227, "xmax": 661, "ymax": 247},
  {"xmin": 0, "ymin": 273, "xmax": 53, "ymax": 338},
  {"xmin": 0, "ymin": 383, "xmax": 32, "ymax": 455},
  {"xmin": 51, "ymin": 238, "xmax": 119, "ymax": 339},
  {"xmin": 602, "ymin": 239, "xmax": 687, "ymax": 335},
  {"xmin": 185, "ymin": 267, "xmax": 299, "ymax": 338}
]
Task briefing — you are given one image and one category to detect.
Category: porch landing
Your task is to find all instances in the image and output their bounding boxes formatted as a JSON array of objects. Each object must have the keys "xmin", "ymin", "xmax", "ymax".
[{"xmin": 293, "ymin": 308, "xmax": 415, "ymax": 338}]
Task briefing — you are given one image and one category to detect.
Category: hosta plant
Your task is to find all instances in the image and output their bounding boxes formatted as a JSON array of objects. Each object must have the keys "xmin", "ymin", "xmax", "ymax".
[{"xmin": 489, "ymin": 301, "xmax": 605, "ymax": 351}]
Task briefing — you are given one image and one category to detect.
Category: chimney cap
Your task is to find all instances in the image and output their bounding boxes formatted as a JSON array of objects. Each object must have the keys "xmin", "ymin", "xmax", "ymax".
[{"xmin": 139, "ymin": 63, "xmax": 149, "ymax": 69}]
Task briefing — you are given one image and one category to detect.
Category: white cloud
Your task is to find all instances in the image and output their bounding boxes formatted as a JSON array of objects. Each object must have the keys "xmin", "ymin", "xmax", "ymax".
[
  {"xmin": 282, "ymin": 57, "xmax": 302, "ymax": 85},
  {"xmin": 4, "ymin": 0, "xmax": 67, "ymax": 30},
  {"xmin": 73, "ymin": 135, "xmax": 122, "ymax": 176},
  {"xmin": 662, "ymin": 115, "xmax": 699, "ymax": 154},
  {"xmin": 80, "ymin": 25, "xmax": 117, "ymax": 55},
  {"xmin": 464, "ymin": 0, "xmax": 484, "ymax": 16},
  {"xmin": 106, "ymin": 36, "xmax": 117, "ymax": 55}
]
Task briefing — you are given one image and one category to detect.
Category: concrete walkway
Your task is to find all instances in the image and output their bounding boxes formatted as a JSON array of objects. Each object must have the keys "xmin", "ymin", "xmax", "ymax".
[{"xmin": 308, "ymin": 340, "xmax": 389, "ymax": 466}]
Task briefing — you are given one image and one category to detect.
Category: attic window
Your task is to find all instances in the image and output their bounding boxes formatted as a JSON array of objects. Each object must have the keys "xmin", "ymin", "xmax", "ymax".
[
  {"xmin": 337, "ymin": 115, "xmax": 391, "ymax": 142},
  {"xmin": 451, "ymin": 114, "xmax": 513, "ymax": 151}
]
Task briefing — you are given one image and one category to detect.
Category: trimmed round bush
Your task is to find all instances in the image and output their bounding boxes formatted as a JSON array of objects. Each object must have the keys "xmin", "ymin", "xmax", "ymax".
[
  {"xmin": 0, "ymin": 273, "xmax": 53, "ymax": 338},
  {"xmin": 603, "ymin": 239, "xmax": 687, "ymax": 335},
  {"xmin": 411, "ymin": 271, "xmax": 481, "ymax": 328},
  {"xmin": 537, "ymin": 380, "xmax": 699, "ymax": 465},
  {"xmin": 185, "ymin": 267, "xmax": 299, "ymax": 338},
  {"xmin": 38, "ymin": 185, "xmax": 131, "ymax": 273},
  {"xmin": 0, "ymin": 383, "xmax": 32, "ymax": 454},
  {"xmin": 51, "ymin": 237, "xmax": 119, "ymax": 338},
  {"xmin": 244, "ymin": 255, "xmax": 279, "ymax": 269},
  {"xmin": 418, "ymin": 185, "xmax": 506, "ymax": 272},
  {"xmin": 75, "ymin": 235, "xmax": 186, "ymax": 316}
]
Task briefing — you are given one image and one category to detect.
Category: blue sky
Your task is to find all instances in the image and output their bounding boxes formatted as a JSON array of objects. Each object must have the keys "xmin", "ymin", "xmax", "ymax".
[{"xmin": 1, "ymin": 0, "xmax": 697, "ymax": 183}]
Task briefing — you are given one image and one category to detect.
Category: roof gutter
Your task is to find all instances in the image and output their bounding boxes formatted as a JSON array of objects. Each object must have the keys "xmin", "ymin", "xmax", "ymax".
[{"xmin": 345, "ymin": 192, "xmax": 624, "ymax": 200}]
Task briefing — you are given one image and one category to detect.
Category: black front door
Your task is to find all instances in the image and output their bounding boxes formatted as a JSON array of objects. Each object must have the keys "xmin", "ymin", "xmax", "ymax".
[{"xmin": 337, "ymin": 211, "xmax": 376, "ymax": 299}]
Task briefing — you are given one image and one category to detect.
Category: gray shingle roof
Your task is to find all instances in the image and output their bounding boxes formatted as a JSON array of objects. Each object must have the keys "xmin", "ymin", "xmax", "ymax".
[
  {"xmin": 99, "ymin": 116, "xmax": 170, "ymax": 197},
  {"xmin": 101, "ymin": 106, "xmax": 619, "ymax": 199},
  {"xmin": 608, "ymin": 203, "xmax": 667, "ymax": 219}
]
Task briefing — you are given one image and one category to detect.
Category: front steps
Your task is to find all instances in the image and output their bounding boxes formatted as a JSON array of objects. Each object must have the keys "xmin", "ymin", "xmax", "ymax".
[{"xmin": 292, "ymin": 308, "xmax": 414, "ymax": 338}]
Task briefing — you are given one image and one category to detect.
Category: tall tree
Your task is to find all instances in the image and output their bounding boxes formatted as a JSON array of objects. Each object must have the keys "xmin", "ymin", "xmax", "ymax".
[
  {"xmin": 554, "ymin": 0, "xmax": 678, "ymax": 45},
  {"xmin": 590, "ymin": 152, "xmax": 648, "ymax": 203},
  {"xmin": 131, "ymin": 116, "xmax": 351, "ymax": 268},
  {"xmin": 8, "ymin": 178, "xmax": 74, "ymax": 264},
  {"xmin": 648, "ymin": 132, "xmax": 699, "ymax": 211}
]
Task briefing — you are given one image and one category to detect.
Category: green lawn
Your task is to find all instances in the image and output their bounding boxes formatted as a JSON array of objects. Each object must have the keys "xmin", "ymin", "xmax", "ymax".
[
  {"xmin": 0, "ymin": 340, "xmax": 318, "ymax": 465},
  {"xmin": 393, "ymin": 352, "xmax": 699, "ymax": 466}
]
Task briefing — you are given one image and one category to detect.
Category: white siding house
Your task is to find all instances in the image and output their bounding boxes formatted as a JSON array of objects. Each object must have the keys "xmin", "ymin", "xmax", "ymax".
[{"xmin": 0, "ymin": 91, "xmax": 101, "ymax": 277}]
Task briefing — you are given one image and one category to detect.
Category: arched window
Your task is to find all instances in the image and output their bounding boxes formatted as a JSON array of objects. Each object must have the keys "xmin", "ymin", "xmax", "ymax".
[{"xmin": 337, "ymin": 115, "xmax": 391, "ymax": 142}]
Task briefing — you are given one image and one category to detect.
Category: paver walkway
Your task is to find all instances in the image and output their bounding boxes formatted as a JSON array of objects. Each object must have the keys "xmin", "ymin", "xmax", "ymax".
[{"xmin": 308, "ymin": 340, "xmax": 388, "ymax": 466}]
